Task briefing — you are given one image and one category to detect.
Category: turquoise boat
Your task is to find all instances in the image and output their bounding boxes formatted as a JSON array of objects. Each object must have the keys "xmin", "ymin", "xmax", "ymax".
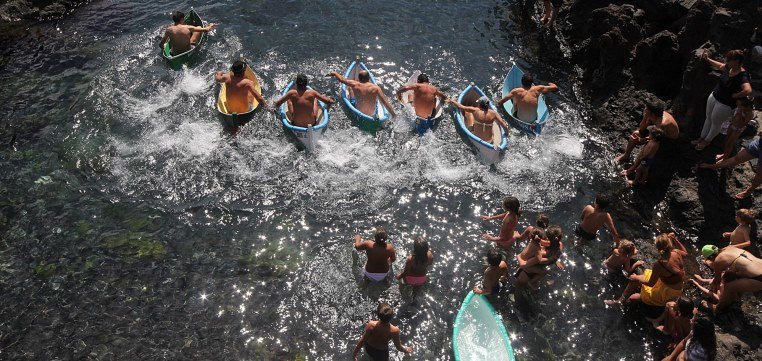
[
  {"xmin": 454, "ymin": 84, "xmax": 508, "ymax": 165},
  {"xmin": 161, "ymin": 9, "xmax": 205, "ymax": 69},
  {"xmin": 340, "ymin": 61, "xmax": 391, "ymax": 132},
  {"xmin": 501, "ymin": 65, "xmax": 550, "ymax": 135},
  {"xmin": 452, "ymin": 291, "xmax": 515, "ymax": 361},
  {"xmin": 278, "ymin": 81, "xmax": 330, "ymax": 152}
]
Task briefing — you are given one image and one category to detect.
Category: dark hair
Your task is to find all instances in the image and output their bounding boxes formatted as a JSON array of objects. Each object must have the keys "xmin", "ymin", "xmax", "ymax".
[
  {"xmin": 377, "ymin": 303, "xmax": 394, "ymax": 323},
  {"xmin": 172, "ymin": 11, "xmax": 185, "ymax": 24},
  {"xmin": 545, "ymin": 225, "xmax": 563, "ymax": 254},
  {"xmin": 521, "ymin": 74, "xmax": 533, "ymax": 88},
  {"xmin": 647, "ymin": 125, "xmax": 664, "ymax": 142},
  {"xmin": 536, "ymin": 213, "xmax": 550, "ymax": 229},
  {"xmin": 374, "ymin": 227, "xmax": 387, "ymax": 245},
  {"xmin": 691, "ymin": 317, "xmax": 717, "ymax": 360},
  {"xmin": 487, "ymin": 249, "xmax": 503, "ymax": 267},
  {"xmin": 676, "ymin": 297, "xmax": 694, "ymax": 317},
  {"xmin": 417, "ymin": 73, "xmax": 429, "ymax": 83},
  {"xmin": 645, "ymin": 99, "xmax": 665, "ymax": 117},
  {"xmin": 736, "ymin": 96, "xmax": 754, "ymax": 108},
  {"xmin": 594, "ymin": 194, "xmax": 610, "ymax": 210},
  {"xmin": 231, "ymin": 60, "xmax": 246, "ymax": 77},
  {"xmin": 296, "ymin": 74, "xmax": 309, "ymax": 88},
  {"xmin": 502, "ymin": 196, "xmax": 521, "ymax": 216},
  {"xmin": 413, "ymin": 236, "xmax": 429, "ymax": 266},
  {"xmin": 358, "ymin": 70, "xmax": 370, "ymax": 82},
  {"xmin": 725, "ymin": 49, "xmax": 745, "ymax": 64},
  {"xmin": 530, "ymin": 228, "xmax": 546, "ymax": 244}
]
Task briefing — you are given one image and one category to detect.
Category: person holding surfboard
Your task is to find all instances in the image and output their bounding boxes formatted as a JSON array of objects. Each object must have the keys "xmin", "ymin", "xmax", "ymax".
[
  {"xmin": 496, "ymin": 73, "xmax": 557, "ymax": 123},
  {"xmin": 274, "ymin": 74, "xmax": 336, "ymax": 128},
  {"xmin": 395, "ymin": 73, "xmax": 447, "ymax": 119},
  {"xmin": 353, "ymin": 303, "xmax": 413, "ymax": 360},
  {"xmin": 328, "ymin": 70, "xmax": 396, "ymax": 118},
  {"xmin": 159, "ymin": 11, "xmax": 218, "ymax": 56},
  {"xmin": 449, "ymin": 96, "xmax": 510, "ymax": 148},
  {"xmin": 214, "ymin": 60, "xmax": 268, "ymax": 114}
]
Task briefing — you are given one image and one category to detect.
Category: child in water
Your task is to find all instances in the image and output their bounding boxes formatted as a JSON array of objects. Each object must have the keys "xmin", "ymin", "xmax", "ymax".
[
  {"xmin": 717, "ymin": 97, "xmax": 755, "ymax": 162},
  {"xmin": 473, "ymin": 249, "xmax": 508, "ymax": 295},
  {"xmin": 481, "ymin": 196, "xmax": 522, "ymax": 249},
  {"xmin": 648, "ymin": 296, "xmax": 695, "ymax": 342},
  {"xmin": 353, "ymin": 303, "xmax": 413, "ymax": 360},
  {"xmin": 575, "ymin": 194, "xmax": 620, "ymax": 243},
  {"xmin": 722, "ymin": 208, "xmax": 754, "ymax": 249},
  {"xmin": 517, "ymin": 213, "xmax": 550, "ymax": 241},
  {"xmin": 604, "ymin": 239, "xmax": 643, "ymax": 275},
  {"xmin": 516, "ymin": 226, "xmax": 564, "ymax": 288},
  {"xmin": 622, "ymin": 126, "xmax": 664, "ymax": 186},
  {"xmin": 396, "ymin": 236, "xmax": 434, "ymax": 287}
]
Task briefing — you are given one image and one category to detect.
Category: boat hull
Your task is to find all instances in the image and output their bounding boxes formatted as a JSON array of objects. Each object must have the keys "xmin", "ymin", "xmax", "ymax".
[{"xmin": 452, "ymin": 291, "xmax": 515, "ymax": 361}]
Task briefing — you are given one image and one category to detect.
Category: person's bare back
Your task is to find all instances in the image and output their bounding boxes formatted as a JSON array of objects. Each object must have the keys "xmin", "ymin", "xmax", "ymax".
[
  {"xmin": 363, "ymin": 320, "xmax": 399, "ymax": 351},
  {"xmin": 396, "ymin": 73, "xmax": 446, "ymax": 119},
  {"xmin": 352, "ymin": 82, "xmax": 384, "ymax": 116},
  {"xmin": 579, "ymin": 205, "xmax": 608, "ymax": 235},
  {"xmin": 509, "ymin": 87, "xmax": 542, "ymax": 122},
  {"xmin": 363, "ymin": 241, "xmax": 396, "ymax": 273},
  {"xmin": 275, "ymin": 75, "xmax": 335, "ymax": 128},
  {"xmin": 165, "ymin": 25, "xmax": 193, "ymax": 54}
]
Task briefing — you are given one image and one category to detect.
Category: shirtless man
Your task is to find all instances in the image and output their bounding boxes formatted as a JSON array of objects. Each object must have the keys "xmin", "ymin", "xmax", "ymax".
[
  {"xmin": 700, "ymin": 246, "xmax": 762, "ymax": 312},
  {"xmin": 329, "ymin": 70, "xmax": 396, "ymax": 118},
  {"xmin": 449, "ymin": 96, "xmax": 510, "ymax": 146},
  {"xmin": 353, "ymin": 303, "xmax": 413, "ymax": 361},
  {"xmin": 274, "ymin": 74, "xmax": 335, "ymax": 128},
  {"xmin": 473, "ymin": 249, "xmax": 509, "ymax": 295},
  {"xmin": 496, "ymin": 73, "xmax": 558, "ymax": 123},
  {"xmin": 214, "ymin": 60, "xmax": 267, "ymax": 114},
  {"xmin": 615, "ymin": 99, "xmax": 679, "ymax": 163},
  {"xmin": 575, "ymin": 194, "xmax": 620, "ymax": 243},
  {"xmin": 159, "ymin": 11, "xmax": 218, "ymax": 55},
  {"xmin": 353, "ymin": 227, "xmax": 396, "ymax": 283},
  {"xmin": 395, "ymin": 73, "xmax": 448, "ymax": 119}
]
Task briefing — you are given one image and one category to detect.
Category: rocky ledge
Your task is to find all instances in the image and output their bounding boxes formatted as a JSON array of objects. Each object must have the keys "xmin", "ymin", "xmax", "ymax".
[{"xmin": 514, "ymin": 0, "xmax": 762, "ymax": 360}]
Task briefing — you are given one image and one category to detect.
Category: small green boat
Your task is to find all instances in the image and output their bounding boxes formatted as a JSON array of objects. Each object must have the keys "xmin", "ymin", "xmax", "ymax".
[
  {"xmin": 161, "ymin": 9, "xmax": 205, "ymax": 69},
  {"xmin": 452, "ymin": 291, "xmax": 515, "ymax": 360}
]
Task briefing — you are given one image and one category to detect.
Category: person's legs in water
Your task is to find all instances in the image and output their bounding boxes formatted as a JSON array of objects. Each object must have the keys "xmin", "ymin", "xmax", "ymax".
[
  {"xmin": 364, "ymin": 342, "xmax": 390, "ymax": 361},
  {"xmin": 617, "ymin": 137, "xmax": 648, "ymax": 163}
]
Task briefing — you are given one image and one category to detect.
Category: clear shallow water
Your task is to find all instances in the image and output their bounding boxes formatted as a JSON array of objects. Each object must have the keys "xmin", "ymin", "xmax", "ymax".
[{"xmin": 0, "ymin": 0, "xmax": 666, "ymax": 360}]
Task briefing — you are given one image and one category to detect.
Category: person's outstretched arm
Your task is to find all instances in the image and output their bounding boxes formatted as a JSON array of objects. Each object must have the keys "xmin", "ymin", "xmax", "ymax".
[
  {"xmin": 700, "ymin": 150, "xmax": 754, "ymax": 169},
  {"xmin": 448, "ymin": 99, "xmax": 477, "ymax": 113},
  {"xmin": 353, "ymin": 235, "xmax": 367, "ymax": 250},
  {"xmin": 352, "ymin": 324, "xmax": 370, "ymax": 360},
  {"xmin": 701, "ymin": 51, "xmax": 725, "ymax": 70},
  {"xmin": 329, "ymin": 71, "xmax": 355, "ymax": 86},
  {"xmin": 313, "ymin": 91, "xmax": 336, "ymax": 105},
  {"xmin": 541, "ymin": 83, "xmax": 559, "ymax": 93},
  {"xmin": 214, "ymin": 71, "xmax": 227, "ymax": 83},
  {"xmin": 392, "ymin": 330, "xmax": 413, "ymax": 354},
  {"xmin": 274, "ymin": 90, "xmax": 294, "ymax": 108},
  {"xmin": 188, "ymin": 23, "xmax": 219, "ymax": 33},
  {"xmin": 376, "ymin": 88, "xmax": 397, "ymax": 118},
  {"xmin": 496, "ymin": 91, "xmax": 514, "ymax": 106},
  {"xmin": 606, "ymin": 214, "xmax": 620, "ymax": 243},
  {"xmin": 247, "ymin": 83, "xmax": 267, "ymax": 107},
  {"xmin": 396, "ymin": 84, "xmax": 416, "ymax": 100},
  {"xmin": 159, "ymin": 29, "xmax": 169, "ymax": 49}
]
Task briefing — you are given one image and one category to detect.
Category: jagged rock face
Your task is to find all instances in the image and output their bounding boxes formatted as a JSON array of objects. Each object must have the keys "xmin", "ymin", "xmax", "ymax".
[
  {"xmin": 709, "ymin": 7, "xmax": 757, "ymax": 52},
  {"xmin": 632, "ymin": 31, "xmax": 682, "ymax": 97}
]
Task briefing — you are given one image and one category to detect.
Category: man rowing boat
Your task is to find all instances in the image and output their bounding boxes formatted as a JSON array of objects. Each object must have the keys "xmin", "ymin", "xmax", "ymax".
[
  {"xmin": 449, "ymin": 96, "xmax": 509, "ymax": 146},
  {"xmin": 159, "ymin": 11, "xmax": 218, "ymax": 56},
  {"xmin": 395, "ymin": 73, "xmax": 447, "ymax": 119},
  {"xmin": 329, "ymin": 70, "xmax": 396, "ymax": 118},
  {"xmin": 496, "ymin": 73, "xmax": 558, "ymax": 123},
  {"xmin": 274, "ymin": 74, "xmax": 336, "ymax": 128},
  {"xmin": 214, "ymin": 60, "xmax": 267, "ymax": 114}
]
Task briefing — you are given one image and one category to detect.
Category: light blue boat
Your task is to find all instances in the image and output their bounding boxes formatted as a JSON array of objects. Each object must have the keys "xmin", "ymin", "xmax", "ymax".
[
  {"xmin": 278, "ymin": 81, "xmax": 330, "ymax": 152},
  {"xmin": 452, "ymin": 291, "xmax": 515, "ymax": 361},
  {"xmin": 454, "ymin": 84, "xmax": 508, "ymax": 165},
  {"xmin": 340, "ymin": 61, "xmax": 390, "ymax": 131},
  {"xmin": 501, "ymin": 65, "xmax": 550, "ymax": 135}
]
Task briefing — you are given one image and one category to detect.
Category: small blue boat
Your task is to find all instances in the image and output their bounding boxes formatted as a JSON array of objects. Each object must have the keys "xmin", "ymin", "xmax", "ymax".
[
  {"xmin": 400, "ymin": 71, "xmax": 446, "ymax": 135},
  {"xmin": 340, "ymin": 61, "xmax": 391, "ymax": 131},
  {"xmin": 278, "ymin": 81, "xmax": 330, "ymax": 152},
  {"xmin": 454, "ymin": 84, "xmax": 508, "ymax": 165},
  {"xmin": 501, "ymin": 65, "xmax": 550, "ymax": 135}
]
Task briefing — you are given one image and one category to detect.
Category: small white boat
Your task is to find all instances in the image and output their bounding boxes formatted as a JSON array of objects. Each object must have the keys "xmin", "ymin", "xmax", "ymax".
[
  {"xmin": 454, "ymin": 84, "xmax": 508, "ymax": 165},
  {"xmin": 278, "ymin": 81, "xmax": 330, "ymax": 152}
]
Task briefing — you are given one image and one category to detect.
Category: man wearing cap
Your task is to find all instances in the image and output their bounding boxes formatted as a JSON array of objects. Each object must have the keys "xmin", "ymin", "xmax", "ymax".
[
  {"xmin": 328, "ymin": 70, "xmax": 396, "ymax": 118},
  {"xmin": 699, "ymin": 245, "xmax": 762, "ymax": 312},
  {"xmin": 700, "ymin": 137, "xmax": 762, "ymax": 200},
  {"xmin": 274, "ymin": 74, "xmax": 336, "ymax": 128},
  {"xmin": 215, "ymin": 60, "xmax": 268, "ymax": 114},
  {"xmin": 395, "ymin": 73, "xmax": 448, "ymax": 119},
  {"xmin": 496, "ymin": 73, "xmax": 558, "ymax": 123},
  {"xmin": 449, "ymin": 96, "xmax": 509, "ymax": 146}
]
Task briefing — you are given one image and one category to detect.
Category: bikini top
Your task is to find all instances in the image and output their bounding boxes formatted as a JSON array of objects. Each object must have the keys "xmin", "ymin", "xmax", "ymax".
[
  {"xmin": 657, "ymin": 253, "xmax": 684, "ymax": 284},
  {"xmin": 729, "ymin": 251, "xmax": 751, "ymax": 272}
]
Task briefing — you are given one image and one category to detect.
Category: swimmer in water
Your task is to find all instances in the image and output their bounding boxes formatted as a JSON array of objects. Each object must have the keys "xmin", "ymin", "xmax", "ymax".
[
  {"xmin": 396, "ymin": 236, "xmax": 434, "ymax": 287},
  {"xmin": 353, "ymin": 303, "xmax": 413, "ymax": 361},
  {"xmin": 473, "ymin": 249, "xmax": 508, "ymax": 295},
  {"xmin": 481, "ymin": 196, "xmax": 522, "ymax": 249},
  {"xmin": 353, "ymin": 227, "xmax": 396, "ymax": 283},
  {"xmin": 574, "ymin": 193, "xmax": 620, "ymax": 243},
  {"xmin": 604, "ymin": 239, "xmax": 643, "ymax": 275}
]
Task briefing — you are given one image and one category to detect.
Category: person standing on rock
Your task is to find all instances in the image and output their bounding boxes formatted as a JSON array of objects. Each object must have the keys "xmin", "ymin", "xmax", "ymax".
[
  {"xmin": 699, "ymin": 137, "xmax": 762, "ymax": 199},
  {"xmin": 615, "ymin": 99, "xmax": 679, "ymax": 164},
  {"xmin": 540, "ymin": 0, "xmax": 562, "ymax": 28},
  {"xmin": 693, "ymin": 49, "xmax": 752, "ymax": 151},
  {"xmin": 698, "ymin": 246, "xmax": 762, "ymax": 313}
]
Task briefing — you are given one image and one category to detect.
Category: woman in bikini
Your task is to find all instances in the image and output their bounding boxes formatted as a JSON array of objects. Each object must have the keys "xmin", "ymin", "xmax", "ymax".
[
  {"xmin": 396, "ymin": 236, "xmax": 434, "ymax": 287},
  {"xmin": 481, "ymin": 196, "xmax": 522, "ymax": 249},
  {"xmin": 605, "ymin": 233, "xmax": 687, "ymax": 307},
  {"xmin": 700, "ymin": 246, "xmax": 762, "ymax": 312}
]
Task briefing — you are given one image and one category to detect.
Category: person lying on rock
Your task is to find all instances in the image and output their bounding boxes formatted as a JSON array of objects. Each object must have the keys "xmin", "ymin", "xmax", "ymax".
[
  {"xmin": 699, "ymin": 245, "xmax": 762, "ymax": 313},
  {"xmin": 615, "ymin": 99, "xmax": 679, "ymax": 164},
  {"xmin": 699, "ymin": 137, "xmax": 762, "ymax": 200}
]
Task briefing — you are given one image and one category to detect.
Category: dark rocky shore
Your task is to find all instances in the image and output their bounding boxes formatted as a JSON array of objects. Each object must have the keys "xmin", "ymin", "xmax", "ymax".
[{"xmin": 514, "ymin": 0, "xmax": 762, "ymax": 360}]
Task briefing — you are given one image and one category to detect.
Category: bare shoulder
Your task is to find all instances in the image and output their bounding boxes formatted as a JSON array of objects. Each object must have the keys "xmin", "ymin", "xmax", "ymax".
[{"xmin": 390, "ymin": 324, "xmax": 401, "ymax": 334}]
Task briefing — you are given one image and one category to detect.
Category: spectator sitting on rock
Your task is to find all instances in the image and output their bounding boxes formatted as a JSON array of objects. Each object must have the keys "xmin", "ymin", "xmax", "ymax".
[
  {"xmin": 621, "ymin": 125, "xmax": 665, "ymax": 186},
  {"xmin": 693, "ymin": 49, "xmax": 752, "ymax": 151},
  {"xmin": 716, "ymin": 97, "xmax": 755, "ymax": 162},
  {"xmin": 699, "ymin": 137, "xmax": 762, "ymax": 199},
  {"xmin": 615, "ymin": 99, "xmax": 679, "ymax": 164},
  {"xmin": 699, "ymin": 245, "xmax": 762, "ymax": 313}
]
